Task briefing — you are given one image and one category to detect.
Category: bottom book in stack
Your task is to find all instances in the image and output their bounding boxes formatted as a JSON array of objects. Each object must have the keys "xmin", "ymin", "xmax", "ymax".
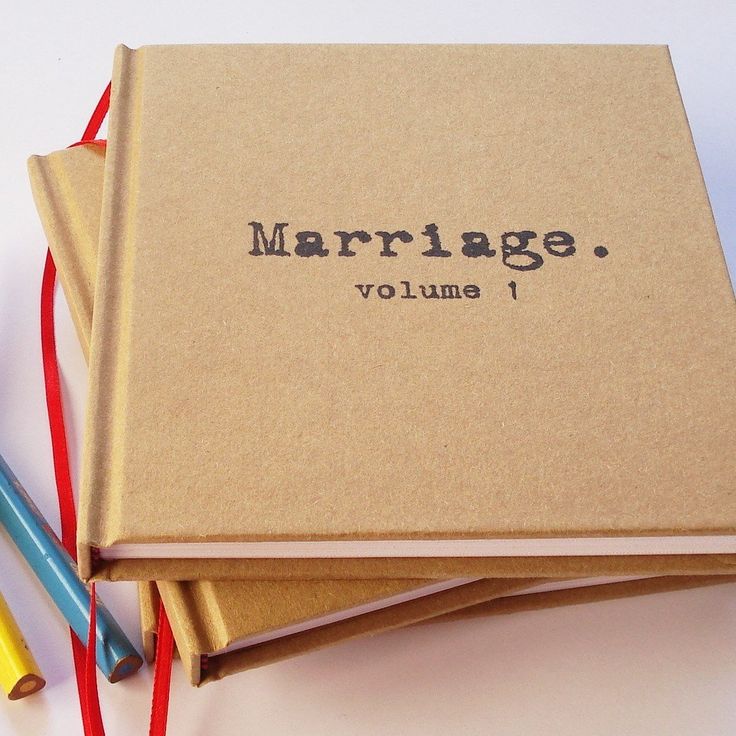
[
  {"xmin": 137, "ymin": 574, "xmax": 734, "ymax": 684},
  {"xmin": 29, "ymin": 143, "xmax": 736, "ymax": 685}
]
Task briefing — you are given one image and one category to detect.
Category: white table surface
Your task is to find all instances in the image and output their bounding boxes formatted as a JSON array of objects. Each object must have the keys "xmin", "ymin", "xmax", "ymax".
[{"xmin": 1, "ymin": 2, "xmax": 735, "ymax": 734}]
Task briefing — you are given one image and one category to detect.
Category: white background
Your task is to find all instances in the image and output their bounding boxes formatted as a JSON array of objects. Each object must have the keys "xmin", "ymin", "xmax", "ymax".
[{"xmin": 1, "ymin": 1, "xmax": 735, "ymax": 734}]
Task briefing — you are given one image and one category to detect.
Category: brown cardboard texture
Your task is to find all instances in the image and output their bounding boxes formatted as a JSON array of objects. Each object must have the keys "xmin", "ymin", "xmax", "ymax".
[
  {"xmin": 430, "ymin": 575, "xmax": 736, "ymax": 622},
  {"xmin": 139, "ymin": 582, "xmax": 161, "ymax": 663},
  {"xmin": 28, "ymin": 144, "xmax": 103, "ymax": 359},
  {"xmin": 30, "ymin": 142, "xmax": 736, "ymax": 685},
  {"xmin": 160, "ymin": 578, "xmax": 536, "ymax": 685},
  {"xmin": 28, "ymin": 144, "xmax": 546, "ymax": 684},
  {"xmin": 138, "ymin": 574, "xmax": 736, "ymax": 680},
  {"xmin": 80, "ymin": 45, "xmax": 736, "ymax": 579},
  {"xmin": 92, "ymin": 554, "xmax": 736, "ymax": 582}
]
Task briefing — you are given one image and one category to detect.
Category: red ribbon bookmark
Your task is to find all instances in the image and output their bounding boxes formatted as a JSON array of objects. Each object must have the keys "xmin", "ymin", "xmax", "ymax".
[
  {"xmin": 40, "ymin": 81, "xmax": 174, "ymax": 736},
  {"xmin": 40, "ymin": 248, "xmax": 78, "ymax": 551},
  {"xmin": 85, "ymin": 583, "xmax": 106, "ymax": 736},
  {"xmin": 42, "ymin": 245, "xmax": 99, "ymax": 734},
  {"xmin": 149, "ymin": 600, "xmax": 175, "ymax": 736}
]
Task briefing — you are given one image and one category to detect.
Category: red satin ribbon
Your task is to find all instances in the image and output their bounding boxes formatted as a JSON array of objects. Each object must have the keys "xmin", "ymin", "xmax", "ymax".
[
  {"xmin": 40, "ymin": 81, "xmax": 173, "ymax": 736},
  {"xmin": 40, "ymin": 249, "xmax": 78, "ymax": 554},
  {"xmin": 149, "ymin": 600, "xmax": 175, "ymax": 736},
  {"xmin": 41, "ymin": 223, "xmax": 102, "ymax": 736},
  {"xmin": 85, "ymin": 583, "xmax": 106, "ymax": 736}
]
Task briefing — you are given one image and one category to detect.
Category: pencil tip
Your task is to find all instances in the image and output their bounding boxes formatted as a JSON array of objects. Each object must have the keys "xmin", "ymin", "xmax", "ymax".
[
  {"xmin": 109, "ymin": 654, "xmax": 144, "ymax": 683},
  {"xmin": 8, "ymin": 674, "xmax": 46, "ymax": 700}
]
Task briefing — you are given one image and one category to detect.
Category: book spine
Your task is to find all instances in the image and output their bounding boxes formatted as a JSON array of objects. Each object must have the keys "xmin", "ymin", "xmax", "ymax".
[
  {"xmin": 78, "ymin": 45, "xmax": 144, "ymax": 579},
  {"xmin": 191, "ymin": 581, "xmax": 231, "ymax": 653},
  {"xmin": 156, "ymin": 583, "xmax": 211, "ymax": 686},
  {"xmin": 27, "ymin": 151, "xmax": 94, "ymax": 359},
  {"xmin": 138, "ymin": 582, "xmax": 161, "ymax": 663}
]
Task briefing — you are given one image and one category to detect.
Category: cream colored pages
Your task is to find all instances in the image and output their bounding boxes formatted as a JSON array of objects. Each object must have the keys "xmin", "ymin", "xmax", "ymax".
[{"xmin": 81, "ymin": 45, "xmax": 736, "ymax": 576}]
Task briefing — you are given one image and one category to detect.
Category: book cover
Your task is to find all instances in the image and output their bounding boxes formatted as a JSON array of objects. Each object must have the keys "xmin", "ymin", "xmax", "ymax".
[
  {"xmin": 431, "ymin": 576, "xmax": 736, "ymax": 623},
  {"xmin": 159, "ymin": 578, "xmax": 536, "ymax": 685},
  {"xmin": 28, "ymin": 143, "xmax": 103, "ymax": 359},
  {"xmin": 140, "ymin": 574, "xmax": 736, "ymax": 683},
  {"xmin": 30, "ymin": 143, "xmax": 736, "ymax": 684},
  {"xmin": 80, "ymin": 44, "xmax": 736, "ymax": 580}
]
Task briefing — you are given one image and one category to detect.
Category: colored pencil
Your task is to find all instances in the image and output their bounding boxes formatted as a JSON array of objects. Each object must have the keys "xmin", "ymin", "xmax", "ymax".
[
  {"xmin": 0, "ymin": 589, "xmax": 45, "ymax": 700},
  {"xmin": 0, "ymin": 452, "xmax": 142, "ymax": 682}
]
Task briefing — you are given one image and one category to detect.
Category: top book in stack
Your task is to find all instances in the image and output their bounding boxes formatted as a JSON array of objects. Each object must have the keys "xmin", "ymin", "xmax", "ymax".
[{"xmin": 78, "ymin": 44, "xmax": 736, "ymax": 581}]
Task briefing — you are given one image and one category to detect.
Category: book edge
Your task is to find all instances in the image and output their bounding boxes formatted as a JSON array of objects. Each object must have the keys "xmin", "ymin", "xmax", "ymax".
[
  {"xmin": 78, "ymin": 44, "xmax": 144, "ymax": 578},
  {"xmin": 157, "ymin": 581, "xmax": 212, "ymax": 685},
  {"xmin": 27, "ymin": 150, "xmax": 95, "ymax": 359},
  {"xmin": 88, "ymin": 553, "xmax": 736, "ymax": 581},
  {"xmin": 431, "ymin": 574, "xmax": 736, "ymax": 621},
  {"xmin": 198, "ymin": 577, "xmax": 532, "ymax": 685},
  {"xmin": 138, "ymin": 582, "xmax": 161, "ymax": 663}
]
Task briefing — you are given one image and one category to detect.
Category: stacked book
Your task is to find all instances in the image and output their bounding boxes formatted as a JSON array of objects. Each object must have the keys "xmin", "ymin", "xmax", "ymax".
[{"xmin": 28, "ymin": 44, "xmax": 736, "ymax": 687}]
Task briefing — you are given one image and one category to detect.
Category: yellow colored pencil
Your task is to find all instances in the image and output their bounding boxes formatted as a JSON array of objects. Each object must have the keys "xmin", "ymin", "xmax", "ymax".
[{"xmin": 0, "ymin": 590, "xmax": 45, "ymax": 700}]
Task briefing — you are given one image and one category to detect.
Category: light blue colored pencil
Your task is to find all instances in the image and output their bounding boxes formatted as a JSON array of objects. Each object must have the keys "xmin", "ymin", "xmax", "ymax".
[{"xmin": 0, "ymin": 452, "xmax": 142, "ymax": 682}]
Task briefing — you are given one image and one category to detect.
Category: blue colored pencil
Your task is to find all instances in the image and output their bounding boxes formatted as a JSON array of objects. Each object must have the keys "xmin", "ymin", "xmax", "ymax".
[{"xmin": 0, "ymin": 452, "xmax": 142, "ymax": 682}]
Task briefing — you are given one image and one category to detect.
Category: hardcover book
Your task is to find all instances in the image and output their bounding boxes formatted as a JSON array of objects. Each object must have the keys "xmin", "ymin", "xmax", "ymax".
[
  {"xmin": 155, "ymin": 575, "xmax": 736, "ymax": 684},
  {"xmin": 29, "ymin": 143, "xmax": 736, "ymax": 684},
  {"xmin": 76, "ymin": 45, "xmax": 736, "ymax": 580}
]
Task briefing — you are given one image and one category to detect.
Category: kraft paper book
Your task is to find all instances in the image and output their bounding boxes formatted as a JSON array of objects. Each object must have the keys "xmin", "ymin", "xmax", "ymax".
[
  {"xmin": 78, "ymin": 44, "xmax": 736, "ymax": 580},
  {"xmin": 24, "ymin": 145, "xmax": 527, "ymax": 682},
  {"xmin": 34, "ymin": 144, "xmax": 736, "ymax": 685},
  {"xmin": 29, "ymin": 144, "xmax": 736, "ymax": 684},
  {"xmin": 141, "ymin": 574, "xmax": 736, "ymax": 683}
]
